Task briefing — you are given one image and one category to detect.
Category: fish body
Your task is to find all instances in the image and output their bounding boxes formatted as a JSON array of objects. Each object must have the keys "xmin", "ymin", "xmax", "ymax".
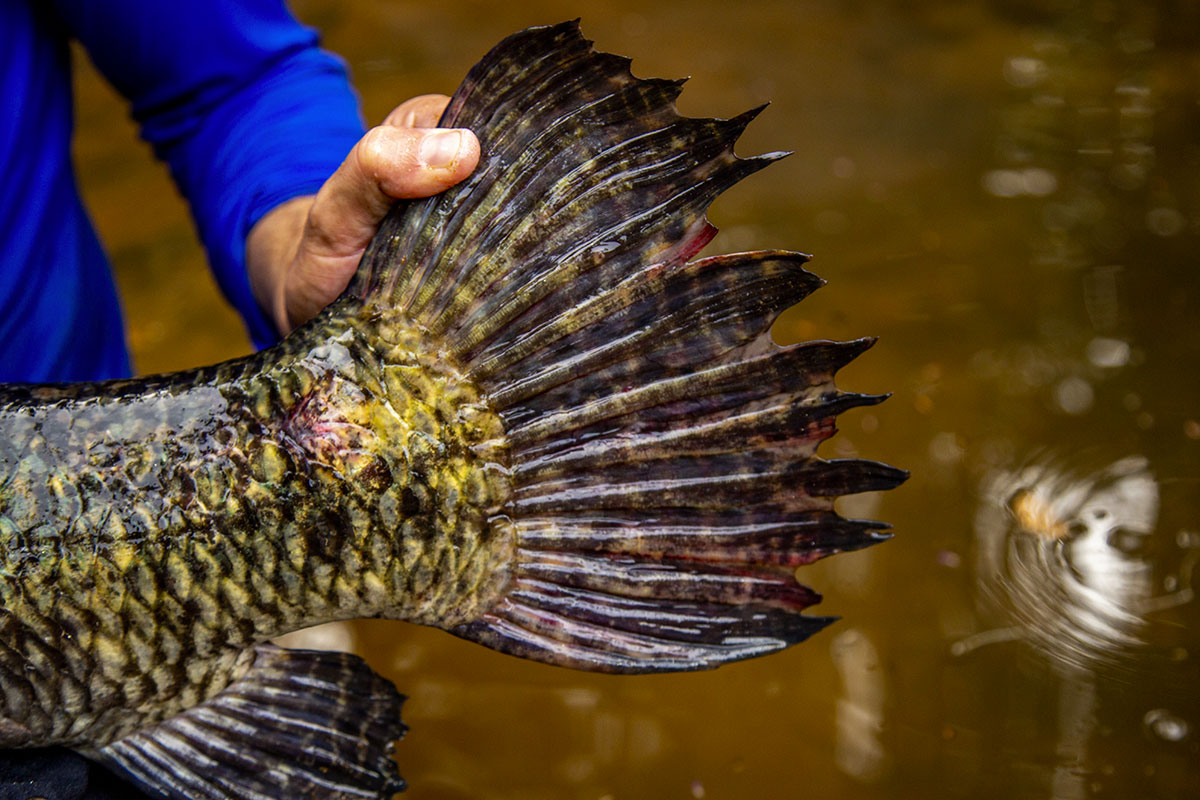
[
  {"xmin": 0, "ymin": 22, "xmax": 904, "ymax": 799},
  {"xmin": 0, "ymin": 302, "xmax": 509, "ymax": 749}
]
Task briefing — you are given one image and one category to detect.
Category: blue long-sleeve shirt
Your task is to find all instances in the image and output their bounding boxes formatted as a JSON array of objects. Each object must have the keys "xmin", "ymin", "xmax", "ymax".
[{"xmin": 0, "ymin": 1, "xmax": 365, "ymax": 382}]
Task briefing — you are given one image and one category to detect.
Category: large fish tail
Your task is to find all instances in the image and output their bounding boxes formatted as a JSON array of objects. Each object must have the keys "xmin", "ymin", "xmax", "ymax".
[{"xmin": 355, "ymin": 22, "xmax": 905, "ymax": 672}]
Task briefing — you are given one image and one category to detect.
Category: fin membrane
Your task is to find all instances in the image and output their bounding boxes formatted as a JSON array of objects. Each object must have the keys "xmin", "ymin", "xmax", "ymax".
[
  {"xmin": 93, "ymin": 645, "xmax": 406, "ymax": 799},
  {"xmin": 355, "ymin": 22, "xmax": 907, "ymax": 673}
]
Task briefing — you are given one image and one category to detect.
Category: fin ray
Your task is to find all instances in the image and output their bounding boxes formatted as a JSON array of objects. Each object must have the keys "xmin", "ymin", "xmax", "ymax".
[
  {"xmin": 95, "ymin": 645, "xmax": 406, "ymax": 800},
  {"xmin": 349, "ymin": 22, "xmax": 907, "ymax": 673}
]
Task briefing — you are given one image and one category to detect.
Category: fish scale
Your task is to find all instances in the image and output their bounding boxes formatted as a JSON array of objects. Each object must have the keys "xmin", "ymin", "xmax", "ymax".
[
  {"xmin": 0, "ymin": 300, "xmax": 513, "ymax": 748},
  {"xmin": 0, "ymin": 21, "xmax": 904, "ymax": 799}
]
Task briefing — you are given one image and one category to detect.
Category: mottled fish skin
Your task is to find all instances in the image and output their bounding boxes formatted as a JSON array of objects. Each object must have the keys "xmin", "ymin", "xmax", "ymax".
[
  {"xmin": 0, "ymin": 21, "xmax": 904, "ymax": 795},
  {"xmin": 0, "ymin": 300, "xmax": 513, "ymax": 748}
]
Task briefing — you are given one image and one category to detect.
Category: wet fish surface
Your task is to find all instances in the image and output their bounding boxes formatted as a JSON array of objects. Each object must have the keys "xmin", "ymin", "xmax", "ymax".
[{"xmin": 0, "ymin": 22, "xmax": 905, "ymax": 799}]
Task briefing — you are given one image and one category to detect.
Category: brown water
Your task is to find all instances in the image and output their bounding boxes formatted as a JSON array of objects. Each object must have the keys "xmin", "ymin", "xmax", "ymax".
[{"xmin": 72, "ymin": 1, "xmax": 1200, "ymax": 798}]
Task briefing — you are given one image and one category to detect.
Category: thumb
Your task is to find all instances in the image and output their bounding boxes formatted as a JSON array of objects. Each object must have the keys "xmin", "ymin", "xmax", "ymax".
[
  {"xmin": 302, "ymin": 124, "xmax": 479, "ymax": 261},
  {"xmin": 285, "ymin": 125, "xmax": 480, "ymax": 327}
]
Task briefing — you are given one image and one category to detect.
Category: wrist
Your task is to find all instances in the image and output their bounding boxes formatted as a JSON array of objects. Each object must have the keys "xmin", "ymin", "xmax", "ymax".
[{"xmin": 247, "ymin": 195, "xmax": 315, "ymax": 335}]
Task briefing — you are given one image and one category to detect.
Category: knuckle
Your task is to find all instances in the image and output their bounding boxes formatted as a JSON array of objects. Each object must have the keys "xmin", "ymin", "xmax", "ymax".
[
  {"xmin": 355, "ymin": 126, "xmax": 398, "ymax": 174},
  {"xmin": 387, "ymin": 94, "xmax": 452, "ymax": 129}
]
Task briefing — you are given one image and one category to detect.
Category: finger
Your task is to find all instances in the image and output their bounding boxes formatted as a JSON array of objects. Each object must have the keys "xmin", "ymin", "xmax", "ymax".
[
  {"xmin": 382, "ymin": 94, "xmax": 452, "ymax": 129},
  {"xmin": 304, "ymin": 123, "xmax": 480, "ymax": 259},
  {"xmin": 281, "ymin": 123, "xmax": 480, "ymax": 328}
]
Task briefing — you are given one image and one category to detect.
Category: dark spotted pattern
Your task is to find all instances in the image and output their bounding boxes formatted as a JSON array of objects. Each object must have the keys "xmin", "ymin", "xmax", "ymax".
[
  {"xmin": 353, "ymin": 22, "xmax": 906, "ymax": 671},
  {"xmin": 94, "ymin": 645, "xmax": 409, "ymax": 799},
  {"xmin": 0, "ymin": 302, "xmax": 511, "ymax": 748},
  {"xmin": 0, "ymin": 20, "xmax": 903, "ymax": 798}
]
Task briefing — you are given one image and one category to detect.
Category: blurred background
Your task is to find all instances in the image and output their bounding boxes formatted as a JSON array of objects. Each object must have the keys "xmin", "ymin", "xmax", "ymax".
[{"xmin": 73, "ymin": 1, "xmax": 1200, "ymax": 797}]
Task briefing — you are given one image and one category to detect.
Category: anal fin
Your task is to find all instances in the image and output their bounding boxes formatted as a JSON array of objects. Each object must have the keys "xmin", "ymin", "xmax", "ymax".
[{"xmin": 93, "ymin": 645, "xmax": 407, "ymax": 800}]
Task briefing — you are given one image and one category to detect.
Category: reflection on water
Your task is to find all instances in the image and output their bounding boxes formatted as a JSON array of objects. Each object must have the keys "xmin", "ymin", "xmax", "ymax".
[
  {"xmin": 962, "ymin": 454, "xmax": 1197, "ymax": 799},
  {"xmin": 965, "ymin": 455, "xmax": 1170, "ymax": 673},
  {"xmin": 273, "ymin": 620, "xmax": 357, "ymax": 653},
  {"xmin": 831, "ymin": 629, "xmax": 888, "ymax": 782},
  {"xmin": 1144, "ymin": 708, "xmax": 1190, "ymax": 743}
]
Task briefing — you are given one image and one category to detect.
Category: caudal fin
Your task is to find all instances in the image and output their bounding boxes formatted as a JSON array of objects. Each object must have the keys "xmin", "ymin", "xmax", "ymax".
[{"xmin": 356, "ymin": 22, "xmax": 906, "ymax": 672}]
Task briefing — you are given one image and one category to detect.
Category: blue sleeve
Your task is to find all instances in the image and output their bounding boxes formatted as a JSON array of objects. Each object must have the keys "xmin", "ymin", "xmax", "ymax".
[{"xmin": 52, "ymin": 0, "xmax": 366, "ymax": 348}]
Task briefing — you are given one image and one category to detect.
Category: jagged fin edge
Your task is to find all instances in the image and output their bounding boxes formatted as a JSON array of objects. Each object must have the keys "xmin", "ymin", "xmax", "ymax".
[{"xmin": 343, "ymin": 21, "xmax": 908, "ymax": 673}]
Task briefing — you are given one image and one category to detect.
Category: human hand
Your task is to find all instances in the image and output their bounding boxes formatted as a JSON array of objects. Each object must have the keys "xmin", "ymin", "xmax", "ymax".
[{"xmin": 246, "ymin": 94, "xmax": 479, "ymax": 335}]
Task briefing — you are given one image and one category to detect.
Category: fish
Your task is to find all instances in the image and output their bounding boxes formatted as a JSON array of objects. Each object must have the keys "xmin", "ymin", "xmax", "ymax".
[{"xmin": 0, "ymin": 21, "xmax": 905, "ymax": 799}]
